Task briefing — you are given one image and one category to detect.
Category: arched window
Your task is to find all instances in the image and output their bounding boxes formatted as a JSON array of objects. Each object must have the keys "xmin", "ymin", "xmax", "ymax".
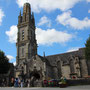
[
  {"xmin": 22, "ymin": 48, "xmax": 24, "ymax": 57},
  {"xmin": 22, "ymin": 30, "xmax": 24, "ymax": 40}
]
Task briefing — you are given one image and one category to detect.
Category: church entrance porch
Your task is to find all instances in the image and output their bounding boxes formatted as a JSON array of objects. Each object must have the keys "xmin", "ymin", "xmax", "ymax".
[{"xmin": 30, "ymin": 70, "xmax": 43, "ymax": 87}]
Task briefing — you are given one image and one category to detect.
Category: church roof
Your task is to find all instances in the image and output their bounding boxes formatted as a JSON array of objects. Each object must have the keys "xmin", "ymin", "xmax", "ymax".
[{"xmin": 46, "ymin": 48, "xmax": 85, "ymax": 66}]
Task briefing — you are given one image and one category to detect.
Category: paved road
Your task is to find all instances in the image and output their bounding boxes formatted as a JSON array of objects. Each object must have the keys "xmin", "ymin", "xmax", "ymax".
[{"xmin": 0, "ymin": 85, "xmax": 90, "ymax": 90}]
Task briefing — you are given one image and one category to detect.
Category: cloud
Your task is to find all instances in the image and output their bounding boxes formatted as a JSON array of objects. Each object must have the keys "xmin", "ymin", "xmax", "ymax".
[
  {"xmin": 13, "ymin": 61, "xmax": 16, "ymax": 66},
  {"xmin": 37, "ymin": 16, "xmax": 51, "ymax": 27},
  {"xmin": 88, "ymin": 10, "xmax": 90, "ymax": 13},
  {"xmin": 7, "ymin": 55, "xmax": 15, "ymax": 61},
  {"xmin": 36, "ymin": 28, "xmax": 72, "ymax": 45},
  {"xmin": 16, "ymin": 0, "xmax": 81, "ymax": 12},
  {"xmin": 6, "ymin": 25, "xmax": 18, "ymax": 43},
  {"xmin": 56, "ymin": 10, "xmax": 90, "ymax": 30},
  {"xmin": 87, "ymin": 0, "xmax": 90, "ymax": 2},
  {"xmin": 67, "ymin": 47, "xmax": 79, "ymax": 52},
  {"xmin": 0, "ymin": 9, "xmax": 5, "ymax": 26},
  {"xmin": 6, "ymin": 25, "xmax": 72, "ymax": 45},
  {"xmin": 7, "ymin": 55, "xmax": 16, "ymax": 66}
]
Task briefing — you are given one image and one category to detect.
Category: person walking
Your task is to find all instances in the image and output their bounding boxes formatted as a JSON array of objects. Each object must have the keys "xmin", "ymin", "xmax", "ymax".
[
  {"xmin": 18, "ymin": 79, "xmax": 21, "ymax": 87},
  {"xmin": 14, "ymin": 78, "xmax": 18, "ymax": 87},
  {"xmin": 21, "ymin": 80, "xmax": 23, "ymax": 88},
  {"xmin": 11, "ymin": 78, "xmax": 14, "ymax": 87}
]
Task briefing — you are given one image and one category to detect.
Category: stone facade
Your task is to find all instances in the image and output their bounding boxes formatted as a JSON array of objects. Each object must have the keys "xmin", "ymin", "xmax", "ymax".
[
  {"xmin": 15, "ymin": 3, "xmax": 89, "ymax": 87},
  {"xmin": 46, "ymin": 48, "xmax": 88, "ymax": 79},
  {"xmin": 16, "ymin": 3, "xmax": 37, "ymax": 66}
]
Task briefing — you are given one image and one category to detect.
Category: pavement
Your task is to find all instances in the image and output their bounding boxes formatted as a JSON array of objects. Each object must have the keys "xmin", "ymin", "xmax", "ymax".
[{"xmin": 0, "ymin": 85, "xmax": 90, "ymax": 90}]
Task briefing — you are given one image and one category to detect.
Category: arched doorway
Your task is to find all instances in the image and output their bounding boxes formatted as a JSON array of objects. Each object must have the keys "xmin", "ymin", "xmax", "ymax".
[
  {"xmin": 32, "ymin": 73, "xmax": 40, "ymax": 79},
  {"xmin": 30, "ymin": 70, "xmax": 42, "ymax": 87}
]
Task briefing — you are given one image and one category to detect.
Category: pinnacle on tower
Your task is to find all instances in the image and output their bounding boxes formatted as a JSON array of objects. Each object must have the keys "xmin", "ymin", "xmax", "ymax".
[
  {"xmin": 31, "ymin": 12, "xmax": 35, "ymax": 25},
  {"xmin": 22, "ymin": 3, "xmax": 31, "ymax": 22},
  {"xmin": 43, "ymin": 52, "xmax": 45, "ymax": 58},
  {"xmin": 20, "ymin": 10, "xmax": 21, "ymax": 16},
  {"xmin": 18, "ymin": 10, "xmax": 22, "ymax": 24},
  {"xmin": 32, "ymin": 12, "xmax": 34, "ymax": 18},
  {"xmin": 23, "ymin": 3, "xmax": 31, "ymax": 14}
]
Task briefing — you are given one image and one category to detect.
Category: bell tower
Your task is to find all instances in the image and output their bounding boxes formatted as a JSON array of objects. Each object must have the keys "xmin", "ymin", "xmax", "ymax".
[{"xmin": 16, "ymin": 3, "xmax": 37, "ymax": 66}]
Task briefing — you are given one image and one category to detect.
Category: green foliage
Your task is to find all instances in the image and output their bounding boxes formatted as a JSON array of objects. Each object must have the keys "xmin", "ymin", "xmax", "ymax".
[
  {"xmin": 85, "ymin": 36, "xmax": 90, "ymax": 60},
  {"xmin": 0, "ymin": 50, "xmax": 10, "ymax": 74}
]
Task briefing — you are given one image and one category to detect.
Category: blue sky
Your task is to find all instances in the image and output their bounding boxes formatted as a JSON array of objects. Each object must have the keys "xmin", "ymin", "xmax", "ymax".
[{"xmin": 0, "ymin": 0, "xmax": 90, "ymax": 65}]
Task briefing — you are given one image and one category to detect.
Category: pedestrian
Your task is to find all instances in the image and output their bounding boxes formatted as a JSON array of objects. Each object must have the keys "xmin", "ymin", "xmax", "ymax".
[
  {"xmin": 21, "ymin": 80, "xmax": 23, "ymax": 88},
  {"xmin": 27, "ymin": 80, "xmax": 30, "ymax": 87},
  {"xmin": 18, "ymin": 79, "xmax": 21, "ymax": 87},
  {"xmin": 14, "ymin": 78, "xmax": 18, "ymax": 87},
  {"xmin": 43, "ymin": 80, "xmax": 48, "ymax": 87},
  {"xmin": 11, "ymin": 78, "xmax": 14, "ymax": 87}
]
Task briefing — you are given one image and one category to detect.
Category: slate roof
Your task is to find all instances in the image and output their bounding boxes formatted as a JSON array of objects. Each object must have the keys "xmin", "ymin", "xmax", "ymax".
[{"xmin": 45, "ymin": 48, "xmax": 85, "ymax": 66}]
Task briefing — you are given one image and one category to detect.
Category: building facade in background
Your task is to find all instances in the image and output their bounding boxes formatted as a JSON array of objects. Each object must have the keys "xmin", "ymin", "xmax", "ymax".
[{"xmin": 15, "ymin": 3, "xmax": 89, "ymax": 87}]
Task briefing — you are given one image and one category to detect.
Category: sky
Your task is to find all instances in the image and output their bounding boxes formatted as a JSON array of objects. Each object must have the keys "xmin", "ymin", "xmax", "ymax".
[{"xmin": 0, "ymin": 0, "xmax": 90, "ymax": 65}]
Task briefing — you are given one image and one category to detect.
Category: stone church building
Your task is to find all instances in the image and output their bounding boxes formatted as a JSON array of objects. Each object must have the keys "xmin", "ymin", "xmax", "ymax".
[{"xmin": 15, "ymin": 3, "xmax": 89, "ymax": 86}]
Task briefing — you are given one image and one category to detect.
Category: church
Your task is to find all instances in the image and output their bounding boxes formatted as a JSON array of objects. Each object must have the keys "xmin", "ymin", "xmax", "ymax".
[{"xmin": 15, "ymin": 3, "xmax": 89, "ymax": 86}]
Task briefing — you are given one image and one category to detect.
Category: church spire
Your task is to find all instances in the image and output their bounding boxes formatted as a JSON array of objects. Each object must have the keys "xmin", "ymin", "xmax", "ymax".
[
  {"xmin": 32, "ymin": 12, "xmax": 34, "ymax": 18},
  {"xmin": 23, "ymin": 3, "xmax": 31, "ymax": 14},
  {"xmin": 43, "ymin": 52, "xmax": 46, "ymax": 62},
  {"xmin": 23, "ymin": 3, "xmax": 31, "ymax": 22},
  {"xmin": 18, "ymin": 10, "xmax": 22, "ymax": 24},
  {"xmin": 31, "ymin": 12, "xmax": 35, "ymax": 26},
  {"xmin": 43, "ymin": 52, "xmax": 45, "ymax": 58},
  {"xmin": 20, "ymin": 10, "xmax": 21, "ymax": 16}
]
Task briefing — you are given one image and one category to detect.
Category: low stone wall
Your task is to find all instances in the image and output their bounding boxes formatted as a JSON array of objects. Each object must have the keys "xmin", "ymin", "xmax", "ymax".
[{"xmin": 67, "ymin": 78, "xmax": 90, "ymax": 86}]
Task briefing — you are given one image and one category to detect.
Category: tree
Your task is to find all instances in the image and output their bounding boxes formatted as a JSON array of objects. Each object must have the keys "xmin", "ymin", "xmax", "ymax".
[
  {"xmin": 85, "ymin": 36, "xmax": 90, "ymax": 75},
  {"xmin": 85, "ymin": 36, "xmax": 90, "ymax": 61},
  {"xmin": 0, "ymin": 50, "xmax": 10, "ymax": 74}
]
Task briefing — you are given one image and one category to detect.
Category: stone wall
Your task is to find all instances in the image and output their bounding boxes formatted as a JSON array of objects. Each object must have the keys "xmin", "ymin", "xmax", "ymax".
[
  {"xmin": 80, "ymin": 59, "xmax": 88, "ymax": 77},
  {"xmin": 46, "ymin": 48, "xmax": 90, "ymax": 79},
  {"xmin": 46, "ymin": 65, "xmax": 53, "ymax": 80},
  {"xmin": 67, "ymin": 78, "xmax": 90, "ymax": 86},
  {"xmin": 62, "ymin": 65, "xmax": 70, "ymax": 79}
]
